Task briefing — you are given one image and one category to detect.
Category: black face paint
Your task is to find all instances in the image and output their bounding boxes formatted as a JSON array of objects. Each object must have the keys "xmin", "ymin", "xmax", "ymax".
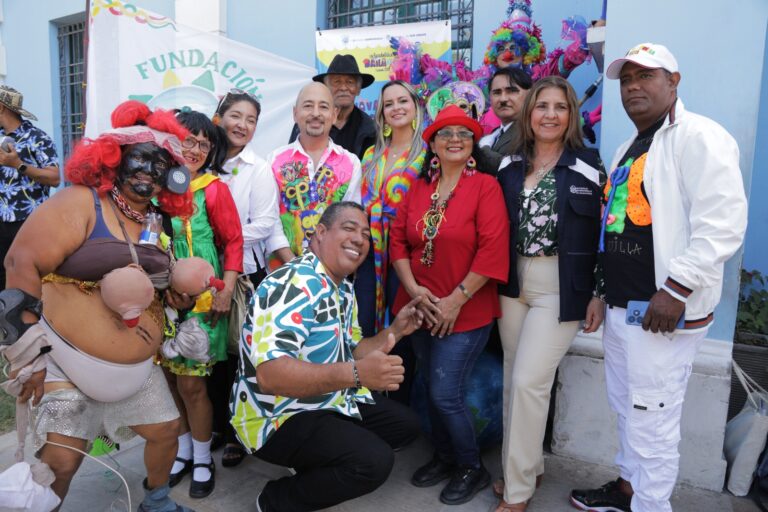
[{"xmin": 117, "ymin": 143, "xmax": 172, "ymax": 198}]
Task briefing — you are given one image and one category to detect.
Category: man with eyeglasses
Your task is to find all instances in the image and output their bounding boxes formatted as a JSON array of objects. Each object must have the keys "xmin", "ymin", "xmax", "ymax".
[
  {"xmin": 288, "ymin": 54, "xmax": 376, "ymax": 160},
  {"xmin": 265, "ymin": 82, "xmax": 363, "ymax": 265}
]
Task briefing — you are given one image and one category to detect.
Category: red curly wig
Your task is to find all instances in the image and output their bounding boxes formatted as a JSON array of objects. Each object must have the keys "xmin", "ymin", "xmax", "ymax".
[{"xmin": 66, "ymin": 101, "xmax": 194, "ymax": 218}]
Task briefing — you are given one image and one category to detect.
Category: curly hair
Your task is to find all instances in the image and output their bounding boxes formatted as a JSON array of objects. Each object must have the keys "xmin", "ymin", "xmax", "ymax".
[
  {"xmin": 65, "ymin": 101, "xmax": 194, "ymax": 218},
  {"xmin": 483, "ymin": 22, "xmax": 546, "ymax": 68}
]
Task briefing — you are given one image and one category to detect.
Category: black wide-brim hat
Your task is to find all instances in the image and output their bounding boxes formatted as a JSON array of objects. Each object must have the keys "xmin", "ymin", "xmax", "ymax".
[{"xmin": 313, "ymin": 54, "xmax": 375, "ymax": 89}]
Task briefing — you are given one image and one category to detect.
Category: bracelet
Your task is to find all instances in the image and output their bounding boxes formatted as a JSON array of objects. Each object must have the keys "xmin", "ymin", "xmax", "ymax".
[
  {"xmin": 458, "ymin": 283, "xmax": 473, "ymax": 300},
  {"xmin": 351, "ymin": 362, "xmax": 361, "ymax": 389}
]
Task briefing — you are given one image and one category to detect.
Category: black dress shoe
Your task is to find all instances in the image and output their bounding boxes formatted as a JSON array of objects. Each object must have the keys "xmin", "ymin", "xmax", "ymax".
[
  {"xmin": 189, "ymin": 459, "xmax": 215, "ymax": 499},
  {"xmin": 168, "ymin": 457, "xmax": 192, "ymax": 488},
  {"xmin": 411, "ymin": 455, "xmax": 455, "ymax": 488},
  {"xmin": 439, "ymin": 464, "xmax": 490, "ymax": 505}
]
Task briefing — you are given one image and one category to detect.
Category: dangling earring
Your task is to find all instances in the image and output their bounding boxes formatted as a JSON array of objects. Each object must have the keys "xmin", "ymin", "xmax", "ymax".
[
  {"xmin": 382, "ymin": 124, "xmax": 392, "ymax": 137},
  {"xmin": 464, "ymin": 156, "xmax": 477, "ymax": 176},
  {"xmin": 411, "ymin": 119, "xmax": 417, "ymax": 131},
  {"xmin": 428, "ymin": 156, "xmax": 441, "ymax": 181}
]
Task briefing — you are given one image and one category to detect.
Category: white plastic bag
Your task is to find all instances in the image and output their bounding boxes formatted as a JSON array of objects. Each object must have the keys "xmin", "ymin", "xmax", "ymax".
[
  {"xmin": 0, "ymin": 461, "xmax": 60, "ymax": 512},
  {"xmin": 724, "ymin": 360, "xmax": 768, "ymax": 496}
]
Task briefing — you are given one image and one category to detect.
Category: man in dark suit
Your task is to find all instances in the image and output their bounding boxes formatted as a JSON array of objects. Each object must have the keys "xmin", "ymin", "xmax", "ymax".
[{"xmin": 477, "ymin": 67, "xmax": 532, "ymax": 174}]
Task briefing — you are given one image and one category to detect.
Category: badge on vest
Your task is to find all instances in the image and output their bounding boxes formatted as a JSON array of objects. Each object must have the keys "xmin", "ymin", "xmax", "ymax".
[{"xmin": 569, "ymin": 185, "xmax": 593, "ymax": 196}]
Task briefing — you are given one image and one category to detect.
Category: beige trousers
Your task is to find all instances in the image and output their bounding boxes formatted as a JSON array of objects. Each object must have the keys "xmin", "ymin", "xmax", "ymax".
[{"xmin": 498, "ymin": 256, "xmax": 580, "ymax": 504}]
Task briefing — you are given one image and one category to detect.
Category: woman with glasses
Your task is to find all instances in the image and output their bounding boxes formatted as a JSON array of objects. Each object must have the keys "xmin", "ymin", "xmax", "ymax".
[
  {"xmin": 493, "ymin": 76, "xmax": 604, "ymax": 512},
  {"xmin": 163, "ymin": 110, "xmax": 243, "ymax": 499},
  {"xmin": 390, "ymin": 105, "xmax": 509, "ymax": 505},
  {"xmin": 210, "ymin": 89, "xmax": 279, "ymax": 467},
  {"xmin": 355, "ymin": 80, "xmax": 426, "ymax": 403}
]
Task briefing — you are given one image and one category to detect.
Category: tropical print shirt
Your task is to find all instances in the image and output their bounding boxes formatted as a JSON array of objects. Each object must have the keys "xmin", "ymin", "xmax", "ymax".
[
  {"xmin": 230, "ymin": 251, "xmax": 373, "ymax": 452},
  {"xmin": 0, "ymin": 120, "xmax": 58, "ymax": 222},
  {"xmin": 360, "ymin": 143, "xmax": 425, "ymax": 330}
]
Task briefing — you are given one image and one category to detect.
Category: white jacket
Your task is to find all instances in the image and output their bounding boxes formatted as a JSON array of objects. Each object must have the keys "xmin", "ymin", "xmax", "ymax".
[{"xmin": 609, "ymin": 99, "xmax": 748, "ymax": 326}]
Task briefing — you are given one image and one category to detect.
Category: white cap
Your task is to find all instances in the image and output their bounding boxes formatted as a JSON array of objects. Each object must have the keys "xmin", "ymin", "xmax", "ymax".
[{"xmin": 606, "ymin": 43, "xmax": 678, "ymax": 79}]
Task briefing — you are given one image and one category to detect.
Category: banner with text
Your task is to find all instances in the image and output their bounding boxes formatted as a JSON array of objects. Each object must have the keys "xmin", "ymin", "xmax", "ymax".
[
  {"xmin": 315, "ymin": 21, "xmax": 452, "ymax": 116},
  {"xmin": 86, "ymin": 0, "xmax": 315, "ymax": 157}
]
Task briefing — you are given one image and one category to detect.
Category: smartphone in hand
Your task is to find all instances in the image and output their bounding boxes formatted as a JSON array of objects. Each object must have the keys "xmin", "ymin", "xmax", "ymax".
[{"xmin": 626, "ymin": 300, "xmax": 685, "ymax": 329}]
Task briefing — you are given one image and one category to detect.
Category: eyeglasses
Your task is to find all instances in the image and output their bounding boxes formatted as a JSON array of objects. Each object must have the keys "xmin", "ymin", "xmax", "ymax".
[
  {"xmin": 435, "ymin": 128, "xmax": 475, "ymax": 140},
  {"xmin": 182, "ymin": 137, "xmax": 212, "ymax": 153},
  {"xmin": 215, "ymin": 88, "xmax": 261, "ymax": 114}
]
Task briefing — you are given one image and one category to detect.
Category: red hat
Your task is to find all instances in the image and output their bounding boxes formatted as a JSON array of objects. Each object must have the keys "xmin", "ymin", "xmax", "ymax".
[{"xmin": 422, "ymin": 105, "xmax": 483, "ymax": 144}]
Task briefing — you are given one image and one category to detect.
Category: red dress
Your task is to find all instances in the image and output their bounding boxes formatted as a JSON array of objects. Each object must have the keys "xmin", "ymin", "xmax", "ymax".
[{"xmin": 390, "ymin": 171, "xmax": 510, "ymax": 332}]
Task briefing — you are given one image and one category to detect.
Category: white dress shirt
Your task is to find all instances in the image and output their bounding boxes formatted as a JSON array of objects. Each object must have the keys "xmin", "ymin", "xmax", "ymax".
[{"xmin": 218, "ymin": 145, "xmax": 280, "ymax": 274}]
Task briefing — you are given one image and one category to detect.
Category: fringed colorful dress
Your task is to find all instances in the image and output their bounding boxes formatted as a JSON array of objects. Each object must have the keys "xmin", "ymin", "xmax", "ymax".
[
  {"xmin": 164, "ymin": 173, "xmax": 243, "ymax": 376},
  {"xmin": 359, "ymin": 143, "xmax": 426, "ymax": 331}
]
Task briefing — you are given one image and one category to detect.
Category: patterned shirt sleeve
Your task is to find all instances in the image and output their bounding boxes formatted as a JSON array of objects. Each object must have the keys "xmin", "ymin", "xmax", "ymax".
[
  {"xmin": 27, "ymin": 127, "xmax": 59, "ymax": 168},
  {"xmin": 247, "ymin": 267, "xmax": 316, "ymax": 366}
]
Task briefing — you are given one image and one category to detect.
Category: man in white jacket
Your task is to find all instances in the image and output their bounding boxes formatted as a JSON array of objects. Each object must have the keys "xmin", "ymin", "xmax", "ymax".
[{"xmin": 569, "ymin": 43, "xmax": 748, "ymax": 512}]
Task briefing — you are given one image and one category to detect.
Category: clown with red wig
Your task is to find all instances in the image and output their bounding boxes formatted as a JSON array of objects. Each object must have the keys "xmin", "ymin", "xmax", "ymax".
[{"xmin": 2, "ymin": 100, "xmax": 196, "ymax": 512}]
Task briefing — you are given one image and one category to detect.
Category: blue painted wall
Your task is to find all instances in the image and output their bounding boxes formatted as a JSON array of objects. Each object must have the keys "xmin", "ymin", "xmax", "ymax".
[
  {"xmin": 600, "ymin": 0, "xmax": 768, "ymax": 341},
  {"xmin": 1, "ymin": 0, "xmax": 175, "ymax": 158},
  {"xmin": 227, "ymin": 0, "xmax": 323, "ymax": 70},
  {"xmin": 742, "ymin": 25, "xmax": 768, "ymax": 278}
]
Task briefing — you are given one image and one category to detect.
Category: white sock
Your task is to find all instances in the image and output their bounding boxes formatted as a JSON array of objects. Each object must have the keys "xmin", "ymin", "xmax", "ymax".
[
  {"xmin": 172, "ymin": 432, "xmax": 192, "ymax": 474},
  {"xmin": 192, "ymin": 437, "xmax": 212, "ymax": 481}
]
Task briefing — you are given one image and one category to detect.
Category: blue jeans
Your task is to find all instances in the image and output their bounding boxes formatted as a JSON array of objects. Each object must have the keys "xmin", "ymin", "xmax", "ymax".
[{"xmin": 410, "ymin": 323, "xmax": 492, "ymax": 467}]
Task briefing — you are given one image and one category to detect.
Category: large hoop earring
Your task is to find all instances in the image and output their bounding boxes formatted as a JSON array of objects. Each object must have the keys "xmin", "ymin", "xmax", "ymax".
[{"xmin": 382, "ymin": 124, "xmax": 392, "ymax": 137}]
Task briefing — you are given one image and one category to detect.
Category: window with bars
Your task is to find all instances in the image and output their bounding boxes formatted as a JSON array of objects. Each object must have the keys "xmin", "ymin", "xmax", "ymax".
[
  {"xmin": 327, "ymin": 0, "xmax": 474, "ymax": 65},
  {"xmin": 57, "ymin": 19, "xmax": 86, "ymax": 159}
]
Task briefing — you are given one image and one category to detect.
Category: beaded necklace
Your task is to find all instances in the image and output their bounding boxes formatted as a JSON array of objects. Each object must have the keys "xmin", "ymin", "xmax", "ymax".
[
  {"xmin": 418, "ymin": 175, "xmax": 460, "ymax": 267},
  {"xmin": 110, "ymin": 185, "xmax": 154, "ymax": 224}
]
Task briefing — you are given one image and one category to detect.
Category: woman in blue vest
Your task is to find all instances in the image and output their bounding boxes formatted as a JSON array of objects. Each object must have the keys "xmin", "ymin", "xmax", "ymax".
[{"xmin": 494, "ymin": 76, "xmax": 605, "ymax": 512}]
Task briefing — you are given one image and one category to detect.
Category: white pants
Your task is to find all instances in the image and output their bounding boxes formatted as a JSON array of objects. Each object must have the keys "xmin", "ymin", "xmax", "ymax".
[
  {"xmin": 498, "ymin": 256, "xmax": 580, "ymax": 503},
  {"xmin": 603, "ymin": 306, "xmax": 706, "ymax": 512}
]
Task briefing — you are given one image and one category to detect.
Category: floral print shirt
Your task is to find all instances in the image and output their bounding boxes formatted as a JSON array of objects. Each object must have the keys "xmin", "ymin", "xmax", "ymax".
[
  {"xmin": 230, "ymin": 251, "xmax": 373, "ymax": 452},
  {"xmin": 0, "ymin": 120, "xmax": 59, "ymax": 222},
  {"xmin": 516, "ymin": 171, "xmax": 558, "ymax": 257}
]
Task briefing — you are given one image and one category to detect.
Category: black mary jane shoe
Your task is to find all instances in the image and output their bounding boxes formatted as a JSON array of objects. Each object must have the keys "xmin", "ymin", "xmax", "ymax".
[
  {"xmin": 439, "ymin": 464, "xmax": 490, "ymax": 505},
  {"xmin": 189, "ymin": 459, "xmax": 216, "ymax": 499},
  {"xmin": 168, "ymin": 457, "xmax": 192, "ymax": 488}
]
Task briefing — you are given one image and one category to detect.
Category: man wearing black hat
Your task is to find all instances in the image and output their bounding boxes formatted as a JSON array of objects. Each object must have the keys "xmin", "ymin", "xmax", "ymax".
[
  {"xmin": 0, "ymin": 85, "xmax": 59, "ymax": 290},
  {"xmin": 288, "ymin": 54, "xmax": 376, "ymax": 160}
]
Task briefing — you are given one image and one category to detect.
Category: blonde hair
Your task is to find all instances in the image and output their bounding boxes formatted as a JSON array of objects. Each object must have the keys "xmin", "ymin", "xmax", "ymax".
[
  {"xmin": 366, "ymin": 80, "xmax": 424, "ymax": 185},
  {"xmin": 512, "ymin": 76, "xmax": 584, "ymax": 162}
]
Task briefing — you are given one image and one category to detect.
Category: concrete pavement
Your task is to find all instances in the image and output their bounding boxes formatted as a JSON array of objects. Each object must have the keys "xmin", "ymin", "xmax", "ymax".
[{"xmin": 0, "ymin": 429, "xmax": 760, "ymax": 512}]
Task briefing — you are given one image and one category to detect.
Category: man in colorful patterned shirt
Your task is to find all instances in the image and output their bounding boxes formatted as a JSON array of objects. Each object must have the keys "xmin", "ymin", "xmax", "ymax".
[
  {"xmin": 264, "ymin": 82, "xmax": 362, "ymax": 265},
  {"xmin": 231, "ymin": 202, "xmax": 422, "ymax": 512},
  {"xmin": 0, "ymin": 85, "xmax": 59, "ymax": 290}
]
